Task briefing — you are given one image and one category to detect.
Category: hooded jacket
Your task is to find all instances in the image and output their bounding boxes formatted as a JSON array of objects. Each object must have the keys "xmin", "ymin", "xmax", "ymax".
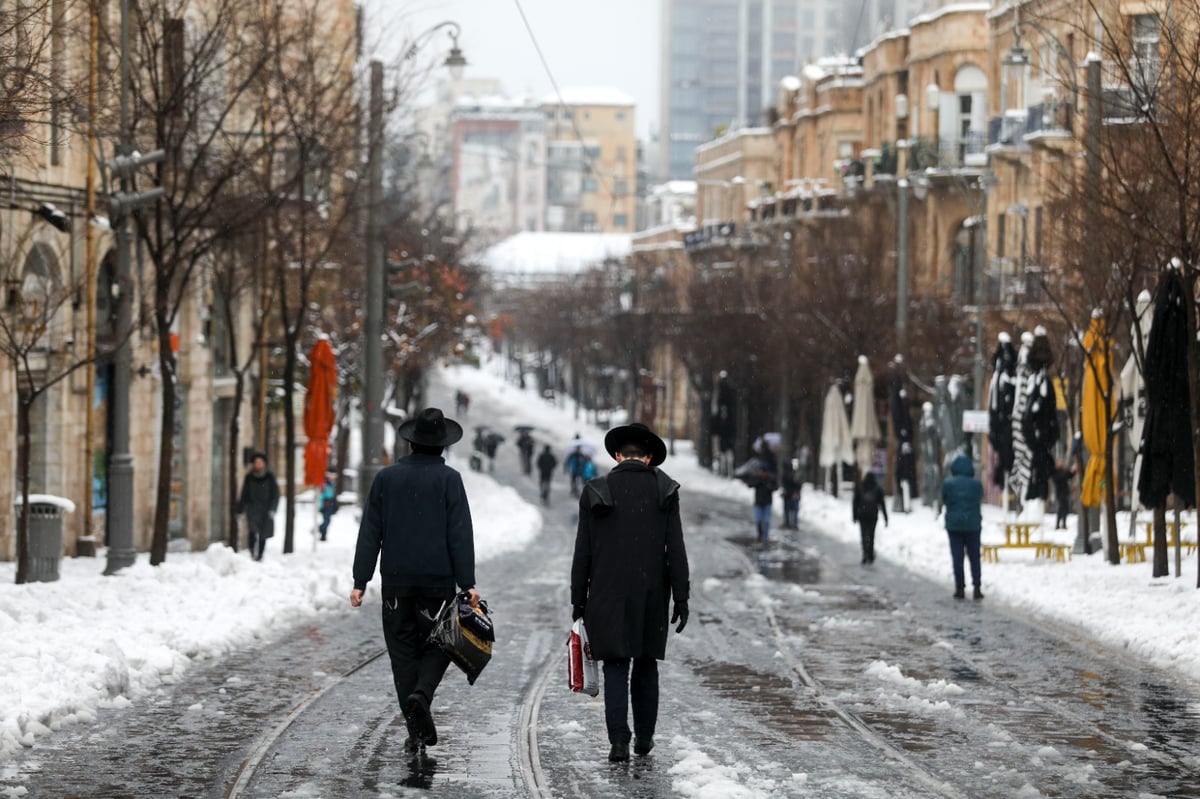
[{"xmin": 942, "ymin": 454, "xmax": 983, "ymax": 532}]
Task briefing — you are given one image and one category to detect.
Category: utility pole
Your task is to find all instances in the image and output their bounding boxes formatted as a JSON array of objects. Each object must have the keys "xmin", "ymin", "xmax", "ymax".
[
  {"xmin": 896, "ymin": 179, "xmax": 909, "ymax": 358},
  {"xmin": 778, "ymin": 228, "xmax": 793, "ymax": 486},
  {"xmin": 359, "ymin": 60, "xmax": 384, "ymax": 501},
  {"xmin": 104, "ymin": 0, "xmax": 164, "ymax": 574}
]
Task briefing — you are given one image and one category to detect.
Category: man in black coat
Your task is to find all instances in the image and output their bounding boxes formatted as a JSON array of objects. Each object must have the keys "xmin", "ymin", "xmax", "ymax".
[
  {"xmin": 350, "ymin": 408, "xmax": 480, "ymax": 756},
  {"xmin": 570, "ymin": 423, "xmax": 690, "ymax": 763},
  {"xmin": 237, "ymin": 452, "xmax": 280, "ymax": 561}
]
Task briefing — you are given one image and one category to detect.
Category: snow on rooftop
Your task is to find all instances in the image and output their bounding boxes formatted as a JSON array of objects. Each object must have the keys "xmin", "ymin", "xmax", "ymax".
[
  {"xmin": 779, "ymin": 75, "xmax": 802, "ymax": 92},
  {"xmin": 473, "ymin": 232, "xmax": 632, "ymax": 279},
  {"xmin": 541, "ymin": 87, "xmax": 636, "ymax": 107}
]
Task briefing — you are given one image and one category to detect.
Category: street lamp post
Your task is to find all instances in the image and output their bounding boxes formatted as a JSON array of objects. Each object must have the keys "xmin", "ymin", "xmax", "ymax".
[
  {"xmin": 359, "ymin": 24, "xmax": 465, "ymax": 502},
  {"xmin": 896, "ymin": 179, "xmax": 909, "ymax": 358},
  {"xmin": 778, "ymin": 228, "xmax": 793, "ymax": 485}
]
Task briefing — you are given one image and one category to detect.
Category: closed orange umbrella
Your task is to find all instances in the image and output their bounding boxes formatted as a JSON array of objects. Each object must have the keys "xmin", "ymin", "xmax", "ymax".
[
  {"xmin": 1081, "ymin": 314, "xmax": 1114, "ymax": 508},
  {"xmin": 304, "ymin": 338, "xmax": 337, "ymax": 487}
]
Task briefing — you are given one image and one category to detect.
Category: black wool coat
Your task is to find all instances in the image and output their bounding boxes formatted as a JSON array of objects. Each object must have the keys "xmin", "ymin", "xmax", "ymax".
[
  {"xmin": 571, "ymin": 460, "xmax": 690, "ymax": 661},
  {"xmin": 352, "ymin": 454, "xmax": 475, "ymax": 593},
  {"xmin": 238, "ymin": 470, "xmax": 280, "ymax": 536}
]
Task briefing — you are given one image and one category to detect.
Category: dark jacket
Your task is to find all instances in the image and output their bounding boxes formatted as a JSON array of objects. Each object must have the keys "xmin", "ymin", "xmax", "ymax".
[
  {"xmin": 238, "ymin": 470, "xmax": 280, "ymax": 536},
  {"xmin": 571, "ymin": 460, "xmax": 689, "ymax": 660},
  {"xmin": 942, "ymin": 454, "xmax": 983, "ymax": 532},
  {"xmin": 536, "ymin": 450, "xmax": 558, "ymax": 478},
  {"xmin": 852, "ymin": 475, "xmax": 887, "ymax": 527},
  {"xmin": 352, "ymin": 453, "xmax": 475, "ymax": 593},
  {"xmin": 753, "ymin": 471, "xmax": 777, "ymax": 506}
]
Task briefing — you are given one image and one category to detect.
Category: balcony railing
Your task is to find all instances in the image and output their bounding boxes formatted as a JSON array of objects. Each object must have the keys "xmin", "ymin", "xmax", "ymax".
[
  {"xmin": 1024, "ymin": 98, "xmax": 1074, "ymax": 137},
  {"xmin": 908, "ymin": 133, "xmax": 988, "ymax": 171}
]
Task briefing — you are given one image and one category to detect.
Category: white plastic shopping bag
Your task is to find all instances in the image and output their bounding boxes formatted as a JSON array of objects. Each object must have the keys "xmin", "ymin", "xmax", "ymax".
[{"xmin": 567, "ymin": 618, "xmax": 600, "ymax": 697}]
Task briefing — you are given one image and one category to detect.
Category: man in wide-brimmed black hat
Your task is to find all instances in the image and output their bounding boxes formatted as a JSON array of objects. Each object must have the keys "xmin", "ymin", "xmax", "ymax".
[
  {"xmin": 351, "ymin": 407, "xmax": 480, "ymax": 756},
  {"xmin": 570, "ymin": 422, "xmax": 690, "ymax": 762}
]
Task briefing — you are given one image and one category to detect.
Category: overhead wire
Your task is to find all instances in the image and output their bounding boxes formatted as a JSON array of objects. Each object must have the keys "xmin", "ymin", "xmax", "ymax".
[{"xmin": 509, "ymin": 0, "xmax": 622, "ymax": 212}]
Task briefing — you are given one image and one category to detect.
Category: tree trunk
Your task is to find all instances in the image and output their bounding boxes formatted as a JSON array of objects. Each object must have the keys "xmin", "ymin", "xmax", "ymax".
[
  {"xmin": 150, "ymin": 321, "xmax": 176, "ymax": 566},
  {"xmin": 282, "ymin": 335, "xmax": 297, "ymax": 554},
  {"xmin": 1103, "ymin": 400, "xmax": 1120, "ymax": 565},
  {"xmin": 14, "ymin": 400, "xmax": 31, "ymax": 584},
  {"xmin": 1152, "ymin": 503, "xmax": 1168, "ymax": 577},
  {"xmin": 227, "ymin": 372, "xmax": 245, "ymax": 552},
  {"xmin": 696, "ymin": 387, "xmax": 713, "ymax": 469},
  {"xmin": 1184, "ymin": 269, "xmax": 1200, "ymax": 588}
]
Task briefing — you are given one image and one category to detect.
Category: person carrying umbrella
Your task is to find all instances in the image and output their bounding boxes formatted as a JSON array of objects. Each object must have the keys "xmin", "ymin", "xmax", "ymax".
[
  {"xmin": 571, "ymin": 422, "xmax": 689, "ymax": 762},
  {"xmin": 350, "ymin": 408, "xmax": 480, "ymax": 755}
]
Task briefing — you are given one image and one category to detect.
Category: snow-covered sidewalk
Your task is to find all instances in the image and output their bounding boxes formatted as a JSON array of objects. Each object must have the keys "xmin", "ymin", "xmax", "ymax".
[
  {"xmin": 0, "ymin": 465, "xmax": 540, "ymax": 758},
  {"xmin": 444, "ymin": 357, "xmax": 1200, "ymax": 683}
]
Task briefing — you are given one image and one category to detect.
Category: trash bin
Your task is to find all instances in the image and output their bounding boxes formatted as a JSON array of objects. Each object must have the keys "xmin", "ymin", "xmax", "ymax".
[{"xmin": 15, "ymin": 494, "xmax": 75, "ymax": 583}]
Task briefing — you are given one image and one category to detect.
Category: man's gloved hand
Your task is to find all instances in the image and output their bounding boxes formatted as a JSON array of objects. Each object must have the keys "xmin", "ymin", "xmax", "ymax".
[
  {"xmin": 572, "ymin": 605, "xmax": 586, "ymax": 621},
  {"xmin": 671, "ymin": 601, "xmax": 689, "ymax": 633}
]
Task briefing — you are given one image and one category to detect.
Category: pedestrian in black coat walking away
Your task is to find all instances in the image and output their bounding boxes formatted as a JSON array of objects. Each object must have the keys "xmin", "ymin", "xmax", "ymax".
[
  {"xmin": 851, "ymin": 472, "xmax": 887, "ymax": 563},
  {"xmin": 350, "ymin": 408, "xmax": 480, "ymax": 756},
  {"xmin": 1051, "ymin": 460, "xmax": 1076, "ymax": 530},
  {"xmin": 535, "ymin": 444, "xmax": 557, "ymax": 505},
  {"xmin": 237, "ymin": 452, "xmax": 279, "ymax": 561},
  {"xmin": 571, "ymin": 423, "xmax": 689, "ymax": 763}
]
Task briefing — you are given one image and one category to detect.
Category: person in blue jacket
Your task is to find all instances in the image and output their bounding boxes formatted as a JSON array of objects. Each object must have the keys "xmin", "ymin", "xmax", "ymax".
[
  {"xmin": 942, "ymin": 453, "xmax": 984, "ymax": 600},
  {"xmin": 350, "ymin": 408, "xmax": 480, "ymax": 755}
]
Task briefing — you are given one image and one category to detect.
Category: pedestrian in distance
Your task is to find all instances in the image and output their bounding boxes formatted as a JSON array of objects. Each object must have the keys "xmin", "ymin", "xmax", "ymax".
[
  {"xmin": 536, "ymin": 444, "xmax": 558, "ymax": 505},
  {"xmin": 237, "ymin": 451, "xmax": 280, "ymax": 561},
  {"xmin": 1051, "ymin": 459, "xmax": 1076, "ymax": 530},
  {"xmin": 516, "ymin": 429, "xmax": 535, "ymax": 476},
  {"xmin": 781, "ymin": 456, "xmax": 802, "ymax": 530},
  {"xmin": 941, "ymin": 453, "xmax": 984, "ymax": 600},
  {"xmin": 565, "ymin": 437, "xmax": 587, "ymax": 497},
  {"xmin": 851, "ymin": 471, "xmax": 888, "ymax": 564},
  {"xmin": 571, "ymin": 422, "xmax": 689, "ymax": 763},
  {"xmin": 484, "ymin": 432, "xmax": 503, "ymax": 472},
  {"xmin": 750, "ymin": 459, "xmax": 778, "ymax": 543},
  {"xmin": 318, "ymin": 471, "xmax": 338, "ymax": 541},
  {"xmin": 350, "ymin": 407, "xmax": 481, "ymax": 756}
]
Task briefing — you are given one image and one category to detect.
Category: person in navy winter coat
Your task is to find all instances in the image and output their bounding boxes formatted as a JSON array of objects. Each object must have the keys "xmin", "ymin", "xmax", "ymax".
[
  {"xmin": 350, "ymin": 408, "xmax": 480, "ymax": 755},
  {"xmin": 942, "ymin": 453, "xmax": 984, "ymax": 599}
]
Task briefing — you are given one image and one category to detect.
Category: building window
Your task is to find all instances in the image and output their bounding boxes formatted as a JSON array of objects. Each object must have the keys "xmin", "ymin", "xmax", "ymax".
[
  {"xmin": 615, "ymin": 111, "xmax": 626, "ymax": 121},
  {"xmin": 581, "ymin": 211, "xmax": 598, "ymax": 231},
  {"xmin": 582, "ymin": 177, "xmax": 598, "ymax": 193},
  {"xmin": 1131, "ymin": 14, "xmax": 1161, "ymax": 91},
  {"xmin": 613, "ymin": 179, "xmax": 629, "ymax": 196},
  {"xmin": 585, "ymin": 145, "xmax": 601, "ymax": 160},
  {"xmin": 614, "ymin": 214, "xmax": 628, "ymax": 229}
]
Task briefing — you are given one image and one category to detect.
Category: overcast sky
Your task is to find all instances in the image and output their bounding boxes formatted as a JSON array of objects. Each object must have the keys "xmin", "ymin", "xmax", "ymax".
[{"xmin": 369, "ymin": 0, "xmax": 661, "ymax": 140}]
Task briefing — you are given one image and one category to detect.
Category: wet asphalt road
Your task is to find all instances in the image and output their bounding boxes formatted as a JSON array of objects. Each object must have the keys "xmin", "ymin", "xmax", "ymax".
[{"xmin": 6, "ymin": 378, "xmax": 1200, "ymax": 798}]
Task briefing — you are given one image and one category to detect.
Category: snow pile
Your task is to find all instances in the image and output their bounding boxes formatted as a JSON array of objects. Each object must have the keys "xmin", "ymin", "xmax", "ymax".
[
  {"xmin": 443, "ymin": 356, "xmax": 1200, "ymax": 683},
  {"xmin": 668, "ymin": 736, "xmax": 775, "ymax": 798},
  {"xmin": 0, "ymin": 463, "xmax": 539, "ymax": 757}
]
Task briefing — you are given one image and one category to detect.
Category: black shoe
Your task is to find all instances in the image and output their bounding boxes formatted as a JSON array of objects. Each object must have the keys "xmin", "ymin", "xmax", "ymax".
[
  {"xmin": 633, "ymin": 737, "xmax": 654, "ymax": 756},
  {"xmin": 973, "ymin": 586, "xmax": 984, "ymax": 600},
  {"xmin": 404, "ymin": 693, "xmax": 437, "ymax": 746},
  {"xmin": 953, "ymin": 587, "xmax": 965, "ymax": 600},
  {"xmin": 608, "ymin": 741, "xmax": 630, "ymax": 762},
  {"xmin": 403, "ymin": 735, "xmax": 422, "ymax": 755}
]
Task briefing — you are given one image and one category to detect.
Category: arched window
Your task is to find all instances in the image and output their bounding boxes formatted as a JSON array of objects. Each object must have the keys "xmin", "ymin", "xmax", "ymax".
[
  {"xmin": 19, "ymin": 242, "xmax": 61, "ymax": 319},
  {"xmin": 940, "ymin": 65, "xmax": 988, "ymax": 162}
]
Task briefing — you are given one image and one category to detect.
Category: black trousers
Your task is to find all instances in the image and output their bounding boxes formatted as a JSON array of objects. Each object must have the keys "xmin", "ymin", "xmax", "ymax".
[
  {"xmin": 602, "ymin": 657, "xmax": 659, "ymax": 744},
  {"xmin": 381, "ymin": 590, "xmax": 454, "ymax": 713},
  {"xmin": 859, "ymin": 518, "xmax": 877, "ymax": 562},
  {"xmin": 248, "ymin": 526, "xmax": 268, "ymax": 560}
]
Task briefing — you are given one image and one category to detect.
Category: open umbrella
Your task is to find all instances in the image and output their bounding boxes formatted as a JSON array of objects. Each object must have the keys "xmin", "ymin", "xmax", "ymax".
[
  {"xmin": 562, "ymin": 440, "xmax": 598, "ymax": 459},
  {"xmin": 303, "ymin": 337, "xmax": 336, "ymax": 487},
  {"xmin": 850, "ymin": 356, "xmax": 880, "ymax": 478},
  {"xmin": 1081, "ymin": 312, "xmax": 1115, "ymax": 508},
  {"xmin": 819, "ymin": 383, "xmax": 852, "ymax": 492},
  {"xmin": 752, "ymin": 432, "xmax": 782, "ymax": 453}
]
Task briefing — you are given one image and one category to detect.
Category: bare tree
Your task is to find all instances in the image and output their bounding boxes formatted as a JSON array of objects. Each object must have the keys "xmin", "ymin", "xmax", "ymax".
[{"xmin": 118, "ymin": 0, "xmax": 281, "ymax": 565}]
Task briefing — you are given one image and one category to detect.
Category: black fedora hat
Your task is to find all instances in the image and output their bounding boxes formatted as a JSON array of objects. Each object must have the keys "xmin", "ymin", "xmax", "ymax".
[
  {"xmin": 397, "ymin": 407, "xmax": 463, "ymax": 448},
  {"xmin": 604, "ymin": 422, "xmax": 667, "ymax": 467}
]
